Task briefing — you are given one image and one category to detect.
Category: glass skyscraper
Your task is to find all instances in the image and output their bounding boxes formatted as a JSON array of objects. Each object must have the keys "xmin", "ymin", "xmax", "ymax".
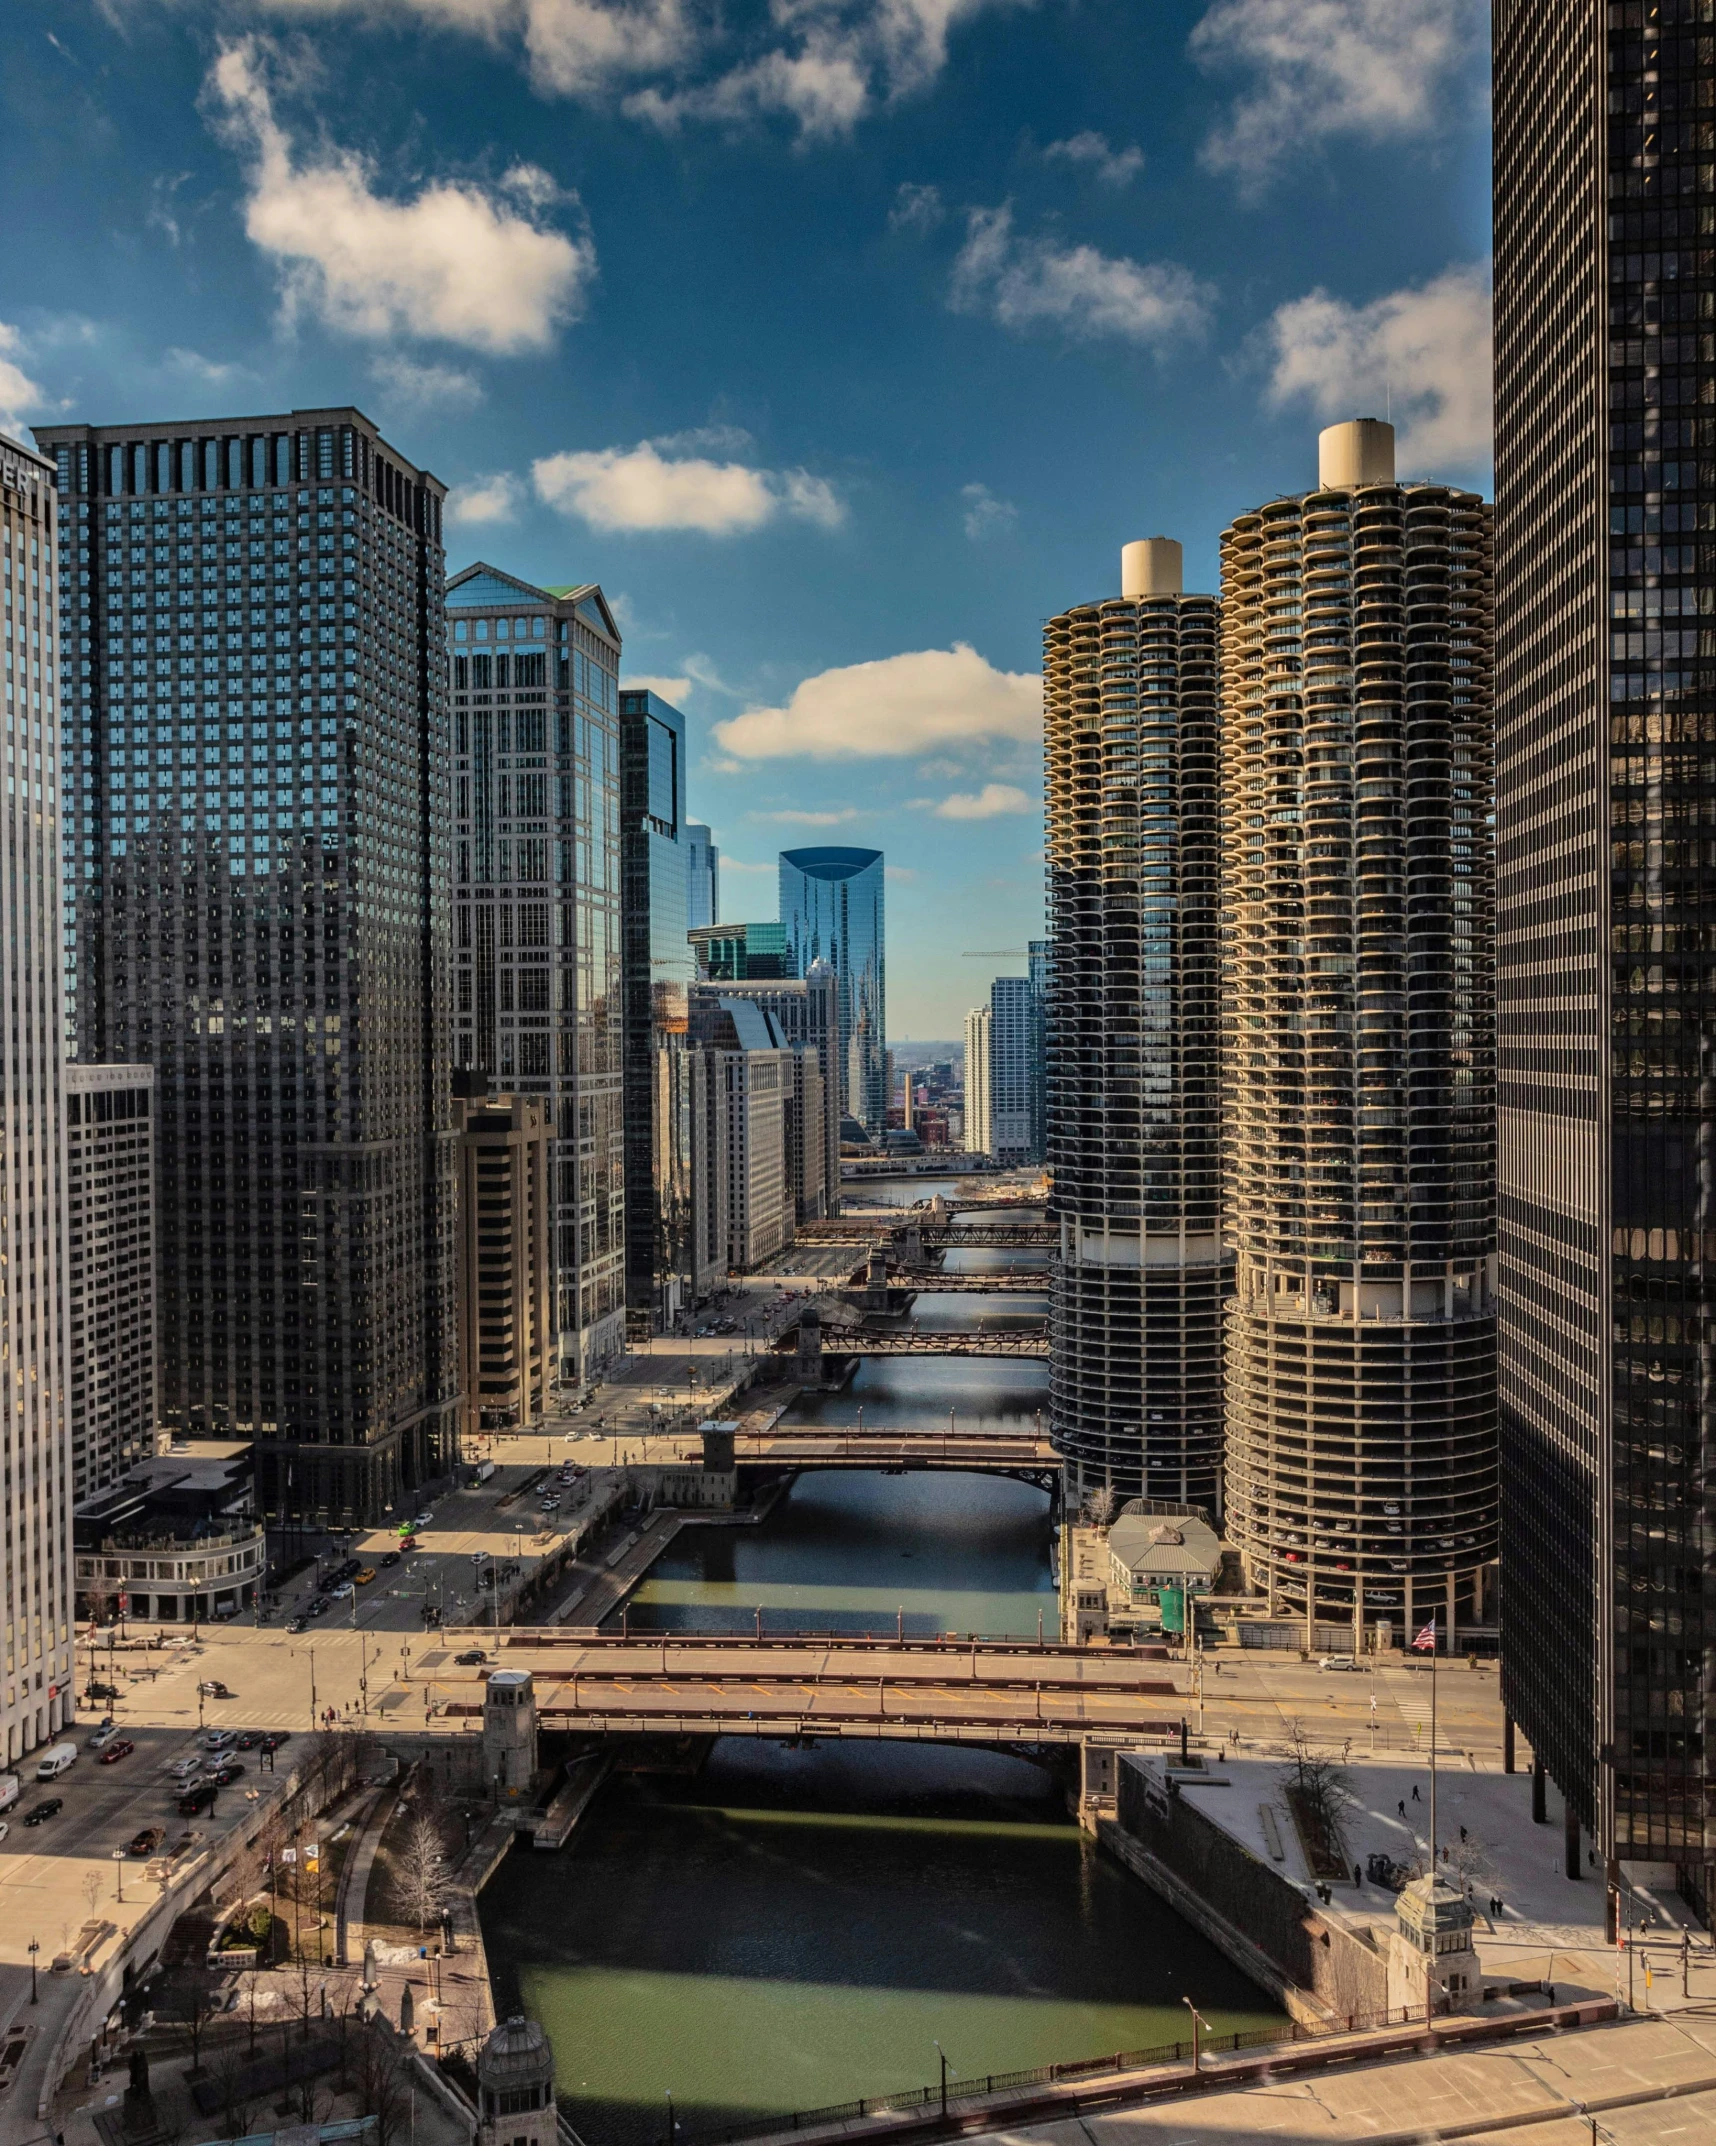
[
  {"xmin": 448, "ymin": 565, "xmax": 626, "ymax": 1379},
  {"xmin": 1495, "ymin": 0, "xmax": 1716, "ymax": 1905},
  {"xmin": 36, "ymin": 407, "xmax": 457, "ymax": 1522},
  {"xmin": 779, "ymin": 845, "xmax": 885, "ymax": 1132},
  {"xmin": 619, "ymin": 687, "xmax": 692, "ymax": 1325}
]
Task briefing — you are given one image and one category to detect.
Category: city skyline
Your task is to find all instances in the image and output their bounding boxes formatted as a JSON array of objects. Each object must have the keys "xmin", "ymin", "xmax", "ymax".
[{"xmin": 0, "ymin": 0, "xmax": 1493, "ymax": 1034}]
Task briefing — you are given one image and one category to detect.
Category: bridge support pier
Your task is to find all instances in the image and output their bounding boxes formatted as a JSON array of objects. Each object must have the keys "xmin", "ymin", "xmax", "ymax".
[
  {"xmin": 863, "ymin": 1247, "xmax": 892, "ymax": 1313},
  {"xmin": 1079, "ymin": 1741, "xmax": 1117, "ymax": 1827},
  {"xmin": 796, "ymin": 1309, "xmax": 825, "ymax": 1386}
]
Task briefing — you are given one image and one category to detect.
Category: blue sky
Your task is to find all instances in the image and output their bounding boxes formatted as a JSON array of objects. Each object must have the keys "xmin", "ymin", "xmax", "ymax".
[{"xmin": 1, "ymin": 0, "xmax": 1491, "ymax": 1036}]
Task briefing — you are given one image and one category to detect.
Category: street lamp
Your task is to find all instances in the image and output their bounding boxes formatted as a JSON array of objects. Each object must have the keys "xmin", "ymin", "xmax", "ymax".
[
  {"xmin": 28, "ymin": 1938, "xmax": 39, "ymax": 2004},
  {"xmin": 114, "ymin": 1847, "xmax": 126, "ymax": 1903}
]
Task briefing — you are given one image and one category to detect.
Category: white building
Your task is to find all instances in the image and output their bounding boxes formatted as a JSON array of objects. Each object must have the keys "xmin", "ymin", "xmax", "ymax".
[
  {"xmin": 963, "ymin": 1005, "xmax": 991, "ymax": 1158},
  {"xmin": 0, "ymin": 432, "xmax": 74, "ymax": 1758},
  {"xmin": 65, "ymin": 1064, "xmax": 157, "ymax": 1501},
  {"xmin": 690, "ymin": 998, "xmax": 795, "ymax": 1279}
]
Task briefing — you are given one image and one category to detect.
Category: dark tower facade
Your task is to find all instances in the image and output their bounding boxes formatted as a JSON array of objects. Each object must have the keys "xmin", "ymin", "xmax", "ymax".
[
  {"xmin": 1495, "ymin": 0, "xmax": 1716, "ymax": 1904},
  {"xmin": 36, "ymin": 409, "xmax": 456, "ymax": 1522}
]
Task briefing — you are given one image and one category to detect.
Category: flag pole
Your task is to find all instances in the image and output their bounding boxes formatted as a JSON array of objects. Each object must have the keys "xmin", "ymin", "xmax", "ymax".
[{"xmin": 1429, "ymin": 1616, "xmax": 1437, "ymax": 1881}]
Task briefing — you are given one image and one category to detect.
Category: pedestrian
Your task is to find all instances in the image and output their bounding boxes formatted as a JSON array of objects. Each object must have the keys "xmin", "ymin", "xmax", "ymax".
[
  {"xmin": 1460, "ymin": 1825, "xmax": 1468, "ymax": 1842},
  {"xmin": 1412, "ymin": 1784, "xmax": 1421, "ymax": 1802},
  {"xmin": 1398, "ymin": 1800, "xmax": 1407, "ymax": 1819},
  {"xmin": 1354, "ymin": 1864, "xmax": 1363, "ymax": 1889}
]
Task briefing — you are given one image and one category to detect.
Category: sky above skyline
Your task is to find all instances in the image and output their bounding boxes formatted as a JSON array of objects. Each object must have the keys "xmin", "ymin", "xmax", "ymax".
[{"xmin": 2, "ymin": 0, "xmax": 1493, "ymax": 1036}]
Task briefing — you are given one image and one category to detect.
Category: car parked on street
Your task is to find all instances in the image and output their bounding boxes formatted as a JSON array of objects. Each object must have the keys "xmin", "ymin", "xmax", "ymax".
[
  {"xmin": 235, "ymin": 1731, "xmax": 264, "ymax": 1750},
  {"xmin": 259, "ymin": 1731, "xmax": 290, "ymax": 1754},
  {"xmin": 127, "ymin": 1826, "xmax": 165, "ymax": 1858},
  {"xmin": 200, "ymin": 1728, "xmax": 237, "ymax": 1751},
  {"xmin": 454, "ymin": 1650, "xmax": 487, "ymax": 1666},
  {"xmin": 209, "ymin": 1760, "xmax": 244, "ymax": 1786},
  {"xmin": 177, "ymin": 1782, "xmax": 217, "ymax": 1815},
  {"xmin": 167, "ymin": 1755, "xmax": 203, "ymax": 1780}
]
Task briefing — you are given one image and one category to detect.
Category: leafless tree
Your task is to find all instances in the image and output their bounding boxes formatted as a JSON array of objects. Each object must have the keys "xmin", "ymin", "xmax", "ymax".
[
  {"xmin": 82, "ymin": 1871, "xmax": 103, "ymax": 1923},
  {"xmin": 1279, "ymin": 1723, "xmax": 1357, "ymax": 1874},
  {"xmin": 351, "ymin": 2018, "xmax": 415, "ymax": 2146},
  {"xmin": 1081, "ymin": 1484, "xmax": 1118, "ymax": 1529},
  {"xmin": 210, "ymin": 2035, "xmax": 257, "ymax": 2141},
  {"xmin": 396, "ymin": 1813, "xmax": 452, "ymax": 1932}
]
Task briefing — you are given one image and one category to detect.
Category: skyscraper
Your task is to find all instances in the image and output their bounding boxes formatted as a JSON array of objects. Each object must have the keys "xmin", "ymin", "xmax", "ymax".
[
  {"xmin": 685, "ymin": 821, "xmax": 719, "ymax": 930},
  {"xmin": 1, "ymin": 431, "xmax": 75, "ymax": 1760},
  {"xmin": 1494, "ymin": 0, "xmax": 1716, "ymax": 1901},
  {"xmin": 963, "ymin": 1003, "xmax": 992, "ymax": 1158},
  {"xmin": 449, "ymin": 565, "xmax": 626, "ymax": 1379},
  {"xmin": 619, "ymin": 687, "xmax": 692, "ymax": 1327},
  {"xmin": 780, "ymin": 845, "xmax": 885, "ymax": 1132},
  {"xmin": 65, "ymin": 1063, "xmax": 158, "ymax": 1501},
  {"xmin": 453, "ymin": 1087, "xmax": 552, "ymax": 1445},
  {"xmin": 1219, "ymin": 422, "xmax": 1497, "ymax": 1644},
  {"xmin": 694, "ymin": 965, "xmax": 840, "ymax": 1216},
  {"xmin": 1027, "ymin": 938, "xmax": 1050, "ymax": 1162},
  {"xmin": 964, "ymin": 977, "xmax": 1038, "ymax": 1163},
  {"xmin": 688, "ymin": 920, "xmax": 789, "ymax": 979},
  {"xmin": 37, "ymin": 408, "xmax": 457, "ymax": 1521},
  {"xmin": 1044, "ymin": 538, "xmax": 1225, "ymax": 1505}
]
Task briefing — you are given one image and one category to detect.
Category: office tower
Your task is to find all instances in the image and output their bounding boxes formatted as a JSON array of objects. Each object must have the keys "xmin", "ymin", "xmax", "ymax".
[
  {"xmin": 780, "ymin": 846, "xmax": 886, "ymax": 1132},
  {"xmin": 1495, "ymin": 1, "xmax": 1716, "ymax": 1897},
  {"xmin": 1043, "ymin": 538, "xmax": 1224, "ymax": 1505},
  {"xmin": 66, "ymin": 1063, "xmax": 158, "ymax": 1500},
  {"xmin": 685, "ymin": 821, "xmax": 719, "ymax": 930},
  {"xmin": 987, "ymin": 976, "xmax": 1038, "ymax": 1161},
  {"xmin": 451, "ymin": 565, "xmax": 626, "ymax": 1380},
  {"xmin": 1028, "ymin": 939, "xmax": 1050, "ymax": 1161},
  {"xmin": 692, "ymin": 970, "xmax": 838, "ymax": 1219},
  {"xmin": 0, "ymin": 432, "xmax": 75, "ymax": 1758},
  {"xmin": 688, "ymin": 920, "xmax": 789, "ymax": 980},
  {"xmin": 618, "ymin": 686, "xmax": 693, "ymax": 1326},
  {"xmin": 688, "ymin": 997, "xmax": 794, "ymax": 1272},
  {"xmin": 1219, "ymin": 422, "xmax": 1497, "ymax": 1642},
  {"xmin": 963, "ymin": 1004, "xmax": 992, "ymax": 1157},
  {"xmin": 453, "ymin": 1087, "xmax": 552, "ymax": 1445},
  {"xmin": 36, "ymin": 407, "xmax": 456, "ymax": 1523}
]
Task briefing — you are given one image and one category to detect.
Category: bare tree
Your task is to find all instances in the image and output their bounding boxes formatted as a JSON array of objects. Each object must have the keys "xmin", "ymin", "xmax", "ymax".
[
  {"xmin": 396, "ymin": 1814, "xmax": 451, "ymax": 1932},
  {"xmin": 1278, "ymin": 1723, "xmax": 1357, "ymax": 1877},
  {"xmin": 351, "ymin": 2019, "xmax": 415, "ymax": 2146},
  {"xmin": 82, "ymin": 1871, "xmax": 103, "ymax": 1924},
  {"xmin": 210, "ymin": 2036, "xmax": 257, "ymax": 2141},
  {"xmin": 1081, "ymin": 1484, "xmax": 1118, "ymax": 1529}
]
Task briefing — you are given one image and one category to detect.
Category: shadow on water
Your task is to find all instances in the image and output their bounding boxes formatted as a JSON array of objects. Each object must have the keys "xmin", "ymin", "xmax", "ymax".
[{"xmin": 479, "ymin": 1740, "xmax": 1283, "ymax": 2146}]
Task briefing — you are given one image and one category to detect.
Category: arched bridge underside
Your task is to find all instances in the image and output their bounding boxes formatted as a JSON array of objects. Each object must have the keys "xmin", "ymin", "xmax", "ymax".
[
  {"xmin": 735, "ymin": 1431, "xmax": 1059, "ymax": 1495},
  {"xmin": 795, "ymin": 1329, "xmax": 1050, "ymax": 1358}
]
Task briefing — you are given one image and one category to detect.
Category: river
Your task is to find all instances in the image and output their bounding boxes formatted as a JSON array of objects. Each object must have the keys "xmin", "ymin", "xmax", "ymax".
[{"xmin": 476, "ymin": 1204, "xmax": 1282, "ymax": 2145}]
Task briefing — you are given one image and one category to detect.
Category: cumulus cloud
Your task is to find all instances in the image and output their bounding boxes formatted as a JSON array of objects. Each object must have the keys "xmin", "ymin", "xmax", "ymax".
[
  {"xmin": 622, "ymin": 673, "xmax": 693, "ymax": 701},
  {"xmin": 931, "ymin": 783, "xmax": 1034, "ymax": 819},
  {"xmin": 890, "ymin": 181, "xmax": 946, "ymax": 233},
  {"xmin": 950, "ymin": 204, "xmax": 1212, "ymax": 348},
  {"xmin": 0, "ymin": 324, "xmax": 49, "ymax": 437},
  {"xmin": 446, "ymin": 472, "xmax": 526, "ymax": 524},
  {"xmin": 1264, "ymin": 262, "xmax": 1492, "ymax": 472},
  {"xmin": 533, "ymin": 438, "xmax": 843, "ymax": 535},
  {"xmin": 754, "ymin": 806, "xmax": 861, "ymax": 826},
  {"xmin": 714, "ymin": 644, "xmax": 1040, "ymax": 762},
  {"xmin": 205, "ymin": 38, "xmax": 595, "ymax": 353},
  {"xmin": 1043, "ymin": 131, "xmax": 1143, "ymax": 187},
  {"xmin": 369, "ymin": 353, "xmax": 485, "ymax": 409},
  {"xmin": 1190, "ymin": 0, "xmax": 1485, "ymax": 191},
  {"xmin": 961, "ymin": 483, "xmax": 1017, "ymax": 541}
]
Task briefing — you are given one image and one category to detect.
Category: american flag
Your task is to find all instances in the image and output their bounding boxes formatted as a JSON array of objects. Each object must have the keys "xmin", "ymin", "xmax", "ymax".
[{"xmin": 1410, "ymin": 1618, "xmax": 1438, "ymax": 1653}]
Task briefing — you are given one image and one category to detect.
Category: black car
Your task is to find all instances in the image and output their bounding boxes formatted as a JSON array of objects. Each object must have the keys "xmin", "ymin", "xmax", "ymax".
[
  {"xmin": 85, "ymin": 1681, "xmax": 119, "ymax": 1702},
  {"xmin": 177, "ymin": 1782, "xmax": 217, "ymax": 1815},
  {"xmin": 235, "ymin": 1731, "xmax": 264, "ymax": 1750},
  {"xmin": 210, "ymin": 1760, "xmax": 245, "ymax": 1786},
  {"xmin": 126, "ymin": 1826, "xmax": 165, "ymax": 1858},
  {"xmin": 285, "ymin": 1616, "xmax": 307, "ymax": 1635},
  {"xmin": 454, "ymin": 1650, "xmax": 487, "ymax": 1667},
  {"xmin": 259, "ymin": 1731, "xmax": 290, "ymax": 1754},
  {"xmin": 23, "ymin": 1799, "xmax": 62, "ymax": 1826},
  {"xmin": 379, "ymin": 1551, "xmax": 400, "ymax": 1568}
]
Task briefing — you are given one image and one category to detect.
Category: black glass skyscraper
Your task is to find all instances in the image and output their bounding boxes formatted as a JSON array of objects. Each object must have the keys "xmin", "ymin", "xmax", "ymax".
[
  {"xmin": 36, "ymin": 408, "xmax": 456, "ymax": 1522},
  {"xmin": 779, "ymin": 846, "xmax": 885, "ymax": 1133},
  {"xmin": 1495, "ymin": 0, "xmax": 1716, "ymax": 1904}
]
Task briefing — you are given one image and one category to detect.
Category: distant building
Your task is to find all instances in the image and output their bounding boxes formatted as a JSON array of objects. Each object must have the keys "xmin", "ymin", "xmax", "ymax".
[
  {"xmin": 1027, "ymin": 939, "xmax": 1049, "ymax": 1161},
  {"xmin": 65, "ymin": 1063, "xmax": 158, "ymax": 1502},
  {"xmin": 1106, "ymin": 1502, "xmax": 1222, "ymax": 1619},
  {"xmin": 450, "ymin": 564, "xmax": 627, "ymax": 1384},
  {"xmin": 689, "ymin": 920, "xmax": 789, "ymax": 980},
  {"xmin": 454, "ymin": 1089, "xmax": 553, "ymax": 1445},
  {"xmin": 963, "ymin": 1005, "xmax": 991, "ymax": 1157},
  {"xmin": 780, "ymin": 846, "xmax": 886, "ymax": 1132},
  {"xmin": 688, "ymin": 997, "xmax": 795, "ymax": 1276},
  {"xmin": 73, "ymin": 1443, "xmax": 263, "ymax": 1625},
  {"xmin": 692, "ymin": 965, "xmax": 840, "ymax": 1219},
  {"xmin": 964, "ymin": 976, "xmax": 1038, "ymax": 1163},
  {"xmin": 618, "ymin": 687, "xmax": 694, "ymax": 1328},
  {"xmin": 685, "ymin": 821, "xmax": 719, "ymax": 930}
]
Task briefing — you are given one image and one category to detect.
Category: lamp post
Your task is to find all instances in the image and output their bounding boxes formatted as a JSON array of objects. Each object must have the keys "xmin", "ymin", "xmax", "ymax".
[
  {"xmin": 933, "ymin": 2042, "xmax": 954, "ymax": 2121},
  {"xmin": 28, "ymin": 1939, "xmax": 39, "ymax": 2004},
  {"xmin": 113, "ymin": 1847, "xmax": 126, "ymax": 1904},
  {"xmin": 1182, "ymin": 1998, "xmax": 1207, "ymax": 2074}
]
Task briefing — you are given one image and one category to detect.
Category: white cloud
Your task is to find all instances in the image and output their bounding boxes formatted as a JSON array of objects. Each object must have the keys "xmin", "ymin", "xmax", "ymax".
[
  {"xmin": 1190, "ymin": 0, "xmax": 1485, "ymax": 191},
  {"xmin": 719, "ymin": 855, "xmax": 779, "ymax": 875},
  {"xmin": 884, "ymin": 864, "xmax": 917, "ymax": 882},
  {"xmin": 714, "ymin": 644, "xmax": 1040, "ymax": 762},
  {"xmin": 1264, "ymin": 262, "xmax": 1492, "ymax": 472},
  {"xmin": 623, "ymin": 673, "xmax": 693, "ymax": 701},
  {"xmin": 961, "ymin": 482, "xmax": 1017, "ymax": 541},
  {"xmin": 206, "ymin": 38, "xmax": 595, "ymax": 354},
  {"xmin": 932, "ymin": 782, "xmax": 1034, "ymax": 819},
  {"xmin": 890, "ymin": 181, "xmax": 946, "ymax": 233},
  {"xmin": 0, "ymin": 324, "xmax": 49, "ymax": 438},
  {"xmin": 533, "ymin": 438, "xmax": 843, "ymax": 535},
  {"xmin": 447, "ymin": 471, "xmax": 526, "ymax": 525},
  {"xmin": 163, "ymin": 346, "xmax": 250, "ymax": 385},
  {"xmin": 950, "ymin": 204, "xmax": 1212, "ymax": 349},
  {"xmin": 1043, "ymin": 131, "xmax": 1143, "ymax": 187},
  {"xmin": 753, "ymin": 806, "xmax": 861, "ymax": 826},
  {"xmin": 369, "ymin": 353, "xmax": 485, "ymax": 409}
]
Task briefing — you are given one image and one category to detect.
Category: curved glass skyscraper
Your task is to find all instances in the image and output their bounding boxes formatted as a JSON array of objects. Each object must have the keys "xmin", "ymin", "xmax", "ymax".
[
  {"xmin": 1044, "ymin": 539, "xmax": 1226, "ymax": 1508},
  {"xmin": 779, "ymin": 846, "xmax": 885, "ymax": 1132}
]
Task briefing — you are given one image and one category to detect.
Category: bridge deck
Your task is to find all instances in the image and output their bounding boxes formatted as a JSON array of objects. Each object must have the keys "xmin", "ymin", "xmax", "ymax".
[
  {"xmin": 804, "ymin": 1329, "xmax": 1050, "ymax": 1357},
  {"xmin": 736, "ymin": 1432, "xmax": 1057, "ymax": 1469}
]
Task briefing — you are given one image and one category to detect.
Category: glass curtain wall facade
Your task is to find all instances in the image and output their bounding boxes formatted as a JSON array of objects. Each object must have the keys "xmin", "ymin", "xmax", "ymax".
[
  {"xmin": 1495, "ymin": 0, "xmax": 1716, "ymax": 1889},
  {"xmin": 65, "ymin": 1062, "xmax": 158, "ymax": 1500},
  {"xmin": 1219, "ymin": 423, "xmax": 1498, "ymax": 1642},
  {"xmin": 780, "ymin": 846, "xmax": 886, "ymax": 1133},
  {"xmin": 1044, "ymin": 541, "xmax": 1227, "ymax": 1507},
  {"xmin": 448, "ymin": 565, "xmax": 626, "ymax": 1382},
  {"xmin": 37, "ymin": 409, "xmax": 456, "ymax": 1523},
  {"xmin": 0, "ymin": 432, "xmax": 75, "ymax": 1762},
  {"xmin": 619, "ymin": 687, "xmax": 693, "ymax": 1326}
]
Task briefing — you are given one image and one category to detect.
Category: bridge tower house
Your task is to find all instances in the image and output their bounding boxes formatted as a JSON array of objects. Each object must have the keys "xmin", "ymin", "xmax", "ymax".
[
  {"xmin": 796, "ymin": 1308, "xmax": 825, "ymax": 1385},
  {"xmin": 483, "ymin": 1669, "xmax": 537, "ymax": 1802},
  {"xmin": 478, "ymin": 2015, "xmax": 557, "ymax": 2146}
]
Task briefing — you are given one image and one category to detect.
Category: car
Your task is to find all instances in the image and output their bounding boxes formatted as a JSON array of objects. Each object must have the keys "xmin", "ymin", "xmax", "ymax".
[
  {"xmin": 379, "ymin": 1551, "xmax": 400, "ymax": 1569},
  {"xmin": 354, "ymin": 1569, "xmax": 376, "ymax": 1586},
  {"xmin": 235, "ymin": 1730, "xmax": 264, "ymax": 1750},
  {"xmin": 285, "ymin": 1616, "xmax": 307, "ymax": 1635},
  {"xmin": 329, "ymin": 1583, "xmax": 353, "ymax": 1601},
  {"xmin": 22, "ymin": 1799, "xmax": 61, "ymax": 1827},
  {"xmin": 210, "ymin": 1761, "xmax": 244, "ymax": 1786},
  {"xmin": 167, "ymin": 1755, "xmax": 203, "ymax": 1780},
  {"xmin": 177, "ymin": 1783, "xmax": 217, "ymax": 1815},
  {"xmin": 1317, "ymin": 1656, "xmax": 1357, "ymax": 1673},
  {"xmin": 200, "ymin": 1728, "xmax": 237, "ymax": 1751},
  {"xmin": 398, "ymin": 1536, "xmax": 418, "ymax": 1552},
  {"xmin": 259, "ymin": 1731, "xmax": 290, "ymax": 1753},
  {"xmin": 85, "ymin": 1681, "xmax": 120, "ymax": 1703},
  {"xmin": 0, "ymin": 1821, "xmax": 9, "ymax": 1843},
  {"xmin": 87, "ymin": 1722, "xmax": 120, "ymax": 1751},
  {"xmin": 306, "ymin": 1597, "xmax": 330, "ymax": 1616},
  {"xmin": 454, "ymin": 1650, "xmax": 487, "ymax": 1667},
  {"xmin": 198, "ymin": 1680, "xmax": 232, "ymax": 1698},
  {"xmin": 98, "ymin": 1739, "xmax": 136, "ymax": 1765},
  {"xmin": 127, "ymin": 1826, "xmax": 165, "ymax": 1858}
]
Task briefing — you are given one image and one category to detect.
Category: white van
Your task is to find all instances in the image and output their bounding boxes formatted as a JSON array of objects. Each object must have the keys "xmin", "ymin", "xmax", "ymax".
[
  {"xmin": 0, "ymin": 1773, "xmax": 19, "ymax": 1814},
  {"xmin": 35, "ymin": 1743, "xmax": 77, "ymax": 1781}
]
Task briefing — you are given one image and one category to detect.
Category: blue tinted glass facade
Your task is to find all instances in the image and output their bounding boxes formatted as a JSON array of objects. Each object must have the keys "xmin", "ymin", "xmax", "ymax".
[{"xmin": 779, "ymin": 846, "xmax": 885, "ymax": 1133}]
